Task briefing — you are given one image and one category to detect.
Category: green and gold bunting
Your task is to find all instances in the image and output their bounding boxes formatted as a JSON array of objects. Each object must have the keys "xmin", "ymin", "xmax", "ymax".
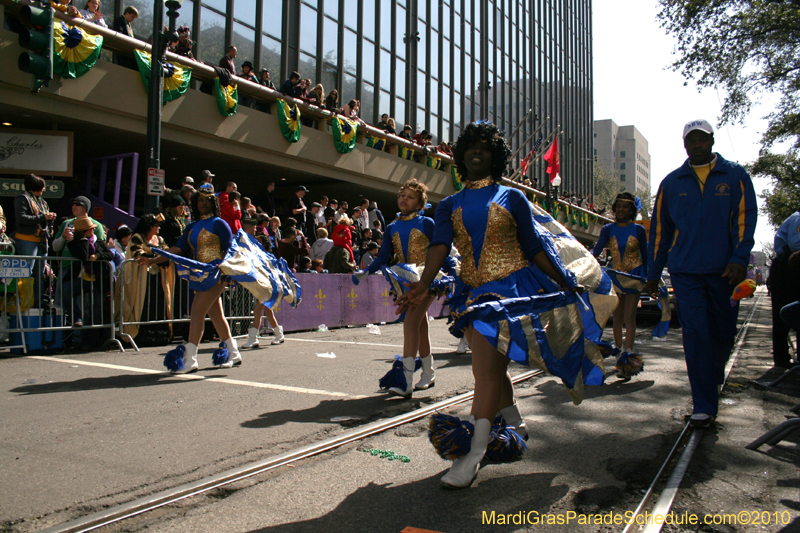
[
  {"xmin": 276, "ymin": 99, "xmax": 301, "ymax": 142},
  {"xmin": 214, "ymin": 78, "xmax": 238, "ymax": 116},
  {"xmin": 366, "ymin": 135, "xmax": 386, "ymax": 151},
  {"xmin": 134, "ymin": 50, "xmax": 192, "ymax": 104},
  {"xmin": 451, "ymin": 165, "xmax": 464, "ymax": 191},
  {"xmin": 399, "ymin": 146, "xmax": 415, "ymax": 160},
  {"xmin": 332, "ymin": 116, "xmax": 359, "ymax": 153},
  {"xmin": 53, "ymin": 21, "xmax": 103, "ymax": 79},
  {"xmin": 427, "ymin": 155, "xmax": 443, "ymax": 170}
]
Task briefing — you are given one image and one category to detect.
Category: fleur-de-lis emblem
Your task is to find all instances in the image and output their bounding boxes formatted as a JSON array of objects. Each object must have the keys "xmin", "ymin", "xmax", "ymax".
[
  {"xmin": 315, "ymin": 288, "xmax": 326, "ymax": 311},
  {"xmin": 347, "ymin": 288, "xmax": 358, "ymax": 309},
  {"xmin": 381, "ymin": 288, "xmax": 390, "ymax": 307}
]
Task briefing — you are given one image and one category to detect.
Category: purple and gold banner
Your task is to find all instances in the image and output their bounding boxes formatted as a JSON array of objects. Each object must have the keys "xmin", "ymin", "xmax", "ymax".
[{"xmin": 269, "ymin": 273, "xmax": 447, "ymax": 331}]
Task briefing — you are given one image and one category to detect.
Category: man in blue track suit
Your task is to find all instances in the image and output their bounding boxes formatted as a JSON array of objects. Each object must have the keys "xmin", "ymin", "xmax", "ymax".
[{"xmin": 645, "ymin": 119, "xmax": 757, "ymax": 428}]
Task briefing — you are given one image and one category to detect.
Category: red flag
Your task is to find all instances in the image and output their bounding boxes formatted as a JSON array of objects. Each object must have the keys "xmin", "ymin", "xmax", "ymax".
[
  {"xmin": 519, "ymin": 150, "xmax": 533, "ymax": 177},
  {"xmin": 543, "ymin": 137, "xmax": 560, "ymax": 183}
]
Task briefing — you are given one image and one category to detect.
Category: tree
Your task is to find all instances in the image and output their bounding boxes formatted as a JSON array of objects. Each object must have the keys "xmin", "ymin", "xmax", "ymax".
[
  {"xmin": 747, "ymin": 151, "xmax": 800, "ymax": 227},
  {"xmin": 593, "ymin": 161, "xmax": 624, "ymax": 213},
  {"xmin": 658, "ymin": 0, "xmax": 800, "ymax": 152}
]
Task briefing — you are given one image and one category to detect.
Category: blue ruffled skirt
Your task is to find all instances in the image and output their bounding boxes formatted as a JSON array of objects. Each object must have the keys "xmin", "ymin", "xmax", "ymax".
[{"xmin": 447, "ymin": 266, "xmax": 604, "ymax": 404}]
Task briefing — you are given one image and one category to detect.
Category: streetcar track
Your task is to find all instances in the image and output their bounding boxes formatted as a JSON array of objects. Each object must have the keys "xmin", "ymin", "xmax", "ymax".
[
  {"xmin": 623, "ymin": 293, "xmax": 762, "ymax": 533},
  {"xmin": 39, "ymin": 370, "xmax": 546, "ymax": 533},
  {"xmin": 37, "ymin": 295, "xmax": 764, "ymax": 533}
]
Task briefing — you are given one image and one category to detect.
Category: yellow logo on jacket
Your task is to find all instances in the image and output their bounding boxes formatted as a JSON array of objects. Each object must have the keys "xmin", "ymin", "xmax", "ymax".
[{"xmin": 715, "ymin": 183, "xmax": 730, "ymax": 195}]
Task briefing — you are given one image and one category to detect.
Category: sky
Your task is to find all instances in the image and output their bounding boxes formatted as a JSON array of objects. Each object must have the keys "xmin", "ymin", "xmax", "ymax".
[{"xmin": 592, "ymin": 0, "xmax": 777, "ymax": 251}]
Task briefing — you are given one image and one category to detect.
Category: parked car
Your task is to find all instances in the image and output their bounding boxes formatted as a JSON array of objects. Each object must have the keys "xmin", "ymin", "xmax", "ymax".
[{"xmin": 637, "ymin": 270, "xmax": 679, "ymax": 326}]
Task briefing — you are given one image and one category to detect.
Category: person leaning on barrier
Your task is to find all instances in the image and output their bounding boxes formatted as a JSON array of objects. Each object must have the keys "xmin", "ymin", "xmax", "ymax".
[
  {"xmin": 52, "ymin": 196, "xmax": 106, "ymax": 258},
  {"xmin": 120, "ymin": 214, "xmax": 175, "ymax": 347},
  {"xmin": 160, "ymin": 195, "xmax": 189, "ymax": 248},
  {"xmin": 65, "ymin": 217, "xmax": 113, "ymax": 345},
  {"xmin": 769, "ymin": 207, "xmax": 800, "ymax": 367},
  {"xmin": 14, "ymin": 174, "xmax": 57, "ymax": 308},
  {"xmin": 108, "ymin": 225, "xmax": 132, "ymax": 271}
]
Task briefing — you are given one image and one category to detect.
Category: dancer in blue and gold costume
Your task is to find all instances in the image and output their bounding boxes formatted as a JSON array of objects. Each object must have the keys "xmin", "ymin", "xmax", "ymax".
[
  {"xmin": 592, "ymin": 192, "xmax": 647, "ymax": 379},
  {"xmin": 397, "ymin": 122, "xmax": 591, "ymax": 489},
  {"xmin": 138, "ymin": 191, "xmax": 243, "ymax": 372},
  {"xmin": 354, "ymin": 179, "xmax": 437, "ymax": 397}
]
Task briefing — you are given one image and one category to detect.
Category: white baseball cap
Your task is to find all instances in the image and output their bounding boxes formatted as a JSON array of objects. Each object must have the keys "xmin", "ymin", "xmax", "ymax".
[{"xmin": 683, "ymin": 119, "xmax": 714, "ymax": 139}]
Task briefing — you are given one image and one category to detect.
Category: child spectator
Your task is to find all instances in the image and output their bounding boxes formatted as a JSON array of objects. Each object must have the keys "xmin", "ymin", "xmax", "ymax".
[{"xmin": 311, "ymin": 258, "xmax": 326, "ymax": 273}]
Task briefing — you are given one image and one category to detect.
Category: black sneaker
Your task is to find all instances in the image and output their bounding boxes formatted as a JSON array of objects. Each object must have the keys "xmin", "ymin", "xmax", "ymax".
[{"xmin": 689, "ymin": 413, "xmax": 713, "ymax": 428}]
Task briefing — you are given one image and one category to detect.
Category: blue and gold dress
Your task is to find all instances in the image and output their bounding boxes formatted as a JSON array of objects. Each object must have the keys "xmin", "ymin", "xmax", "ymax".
[
  {"xmin": 430, "ymin": 179, "xmax": 598, "ymax": 403},
  {"xmin": 357, "ymin": 211, "xmax": 438, "ymax": 295},
  {"xmin": 592, "ymin": 222, "xmax": 648, "ymax": 293},
  {"xmin": 172, "ymin": 214, "xmax": 232, "ymax": 290}
]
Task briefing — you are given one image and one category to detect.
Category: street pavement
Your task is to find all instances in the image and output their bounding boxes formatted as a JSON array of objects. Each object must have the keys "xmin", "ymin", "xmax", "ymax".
[{"xmin": 1, "ymin": 289, "xmax": 798, "ymax": 533}]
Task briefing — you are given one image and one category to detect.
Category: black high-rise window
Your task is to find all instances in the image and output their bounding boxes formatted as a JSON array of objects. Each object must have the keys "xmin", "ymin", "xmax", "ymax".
[{"xmin": 181, "ymin": 0, "xmax": 593, "ymax": 195}]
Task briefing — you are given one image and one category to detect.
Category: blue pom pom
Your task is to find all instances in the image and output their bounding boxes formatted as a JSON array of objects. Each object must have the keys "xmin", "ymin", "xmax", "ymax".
[
  {"xmin": 485, "ymin": 416, "xmax": 528, "ymax": 462},
  {"xmin": 428, "ymin": 413, "xmax": 474, "ymax": 460},
  {"xmin": 415, "ymin": 357, "xmax": 422, "ymax": 371},
  {"xmin": 211, "ymin": 342, "xmax": 229, "ymax": 366},
  {"xmin": 164, "ymin": 345, "xmax": 186, "ymax": 372},
  {"xmin": 379, "ymin": 355, "xmax": 407, "ymax": 391},
  {"xmin": 351, "ymin": 273, "xmax": 361, "ymax": 285}
]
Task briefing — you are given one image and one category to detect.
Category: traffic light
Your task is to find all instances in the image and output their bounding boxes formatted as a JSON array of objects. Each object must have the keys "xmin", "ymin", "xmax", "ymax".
[{"xmin": 18, "ymin": 3, "xmax": 54, "ymax": 91}]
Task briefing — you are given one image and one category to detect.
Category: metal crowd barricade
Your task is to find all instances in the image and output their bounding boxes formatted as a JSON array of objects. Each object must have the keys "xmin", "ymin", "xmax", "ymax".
[
  {"xmin": 0, "ymin": 253, "xmax": 122, "ymax": 354},
  {"xmin": 116, "ymin": 259, "xmax": 259, "ymax": 351}
]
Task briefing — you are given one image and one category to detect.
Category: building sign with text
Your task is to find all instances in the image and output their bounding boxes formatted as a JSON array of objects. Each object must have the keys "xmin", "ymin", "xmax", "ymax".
[
  {"xmin": 0, "ymin": 130, "xmax": 74, "ymax": 177},
  {"xmin": 0, "ymin": 179, "xmax": 64, "ymax": 198}
]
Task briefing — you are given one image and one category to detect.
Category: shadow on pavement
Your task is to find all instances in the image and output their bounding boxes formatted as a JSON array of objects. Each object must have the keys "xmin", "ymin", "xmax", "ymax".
[
  {"xmin": 8, "ymin": 372, "xmax": 194, "ymax": 394},
  {"xmin": 241, "ymin": 393, "xmax": 430, "ymax": 429},
  {"xmin": 248, "ymin": 472, "xmax": 567, "ymax": 533}
]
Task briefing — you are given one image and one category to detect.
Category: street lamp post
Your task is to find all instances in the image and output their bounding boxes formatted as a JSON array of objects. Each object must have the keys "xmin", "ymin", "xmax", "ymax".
[{"xmin": 144, "ymin": 0, "xmax": 182, "ymax": 215}]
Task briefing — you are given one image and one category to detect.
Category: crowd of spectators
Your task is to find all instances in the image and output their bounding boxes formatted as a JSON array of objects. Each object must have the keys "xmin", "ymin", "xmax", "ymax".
[
  {"xmin": 157, "ymin": 170, "xmax": 391, "ymax": 278},
  {"xmin": 51, "ymin": 5, "xmax": 457, "ymax": 166}
]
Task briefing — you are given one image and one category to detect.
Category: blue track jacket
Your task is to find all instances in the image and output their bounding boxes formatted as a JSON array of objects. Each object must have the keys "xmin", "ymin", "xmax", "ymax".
[{"xmin": 647, "ymin": 154, "xmax": 757, "ymax": 279}]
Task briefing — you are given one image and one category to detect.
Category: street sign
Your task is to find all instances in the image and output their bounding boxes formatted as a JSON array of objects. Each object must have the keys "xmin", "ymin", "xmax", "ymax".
[
  {"xmin": 0, "ymin": 257, "xmax": 32, "ymax": 278},
  {"xmin": 0, "ymin": 179, "xmax": 64, "ymax": 198},
  {"xmin": 147, "ymin": 168, "xmax": 165, "ymax": 196}
]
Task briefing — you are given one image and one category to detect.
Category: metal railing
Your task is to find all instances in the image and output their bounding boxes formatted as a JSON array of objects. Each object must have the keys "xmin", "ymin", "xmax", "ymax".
[
  {"xmin": 115, "ymin": 259, "xmax": 259, "ymax": 351},
  {"xmin": 0, "ymin": 254, "xmax": 122, "ymax": 354}
]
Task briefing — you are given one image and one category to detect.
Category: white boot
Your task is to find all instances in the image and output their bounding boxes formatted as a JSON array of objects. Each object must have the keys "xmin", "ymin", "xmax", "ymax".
[
  {"xmin": 415, "ymin": 355, "xmax": 436, "ymax": 390},
  {"xmin": 388, "ymin": 357, "xmax": 416, "ymax": 398},
  {"xmin": 174, "ymin": 343, "xmax": 199, "ymax": 374},
  {"xmin": 441, "ymin": 418, "xmax": 491, "ymax": 489},
  {"xmin": 271, "ymin": 325, "xmax": 284, "ymax": 345},
  {"xmin": 456, "ymin": 337, "xmax": 469, "ymax": 354},
  {"xmin": 220, "ymin": 337, "xmax": 242, "ymax": 367},
  {"xmin": 498, "ymin": 401, "xmax": 529, "ymax": 440},
  {"xmin": 242, "ymin": 327, "xmax": 260, "ymax": 348}
]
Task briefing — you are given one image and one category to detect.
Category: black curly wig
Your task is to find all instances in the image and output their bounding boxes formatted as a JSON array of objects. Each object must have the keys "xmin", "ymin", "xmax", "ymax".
[
  {"xmin": 452, "ymin": 121, "xmax": 512, "ymax": 182},
  {"xmin": 611, "ymin": 192, "xmax": 638, "ymax": 221},
  {"xmin": 190, "ymin": 191, "xmax": 221, "ymax": 221}
]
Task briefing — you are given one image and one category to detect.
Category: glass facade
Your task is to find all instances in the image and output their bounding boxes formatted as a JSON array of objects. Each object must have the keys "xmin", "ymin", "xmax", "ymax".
[{"xmin": 115, "ymin": 0, "xmax": 592, "ymax": 193}]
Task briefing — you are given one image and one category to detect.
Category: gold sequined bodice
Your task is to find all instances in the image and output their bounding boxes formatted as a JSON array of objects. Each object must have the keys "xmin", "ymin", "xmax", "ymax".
[
  {"xmin": 407, "ymin": 229, "xmax": 430, "ymax": 265},
  {"xmin": 391, "ymin": 227, "xmax": 430, "ymax": 265},
  {"xmin": 452, "ymin": 202, "xmax": 529, "ymax": 287},
  {"xmin": 609, "ymin": 235, "xmax": 643, "ymax": 273},
  {"xmin": 188, "ymin": 227, "xmax": 224, "ymax": 263}
]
